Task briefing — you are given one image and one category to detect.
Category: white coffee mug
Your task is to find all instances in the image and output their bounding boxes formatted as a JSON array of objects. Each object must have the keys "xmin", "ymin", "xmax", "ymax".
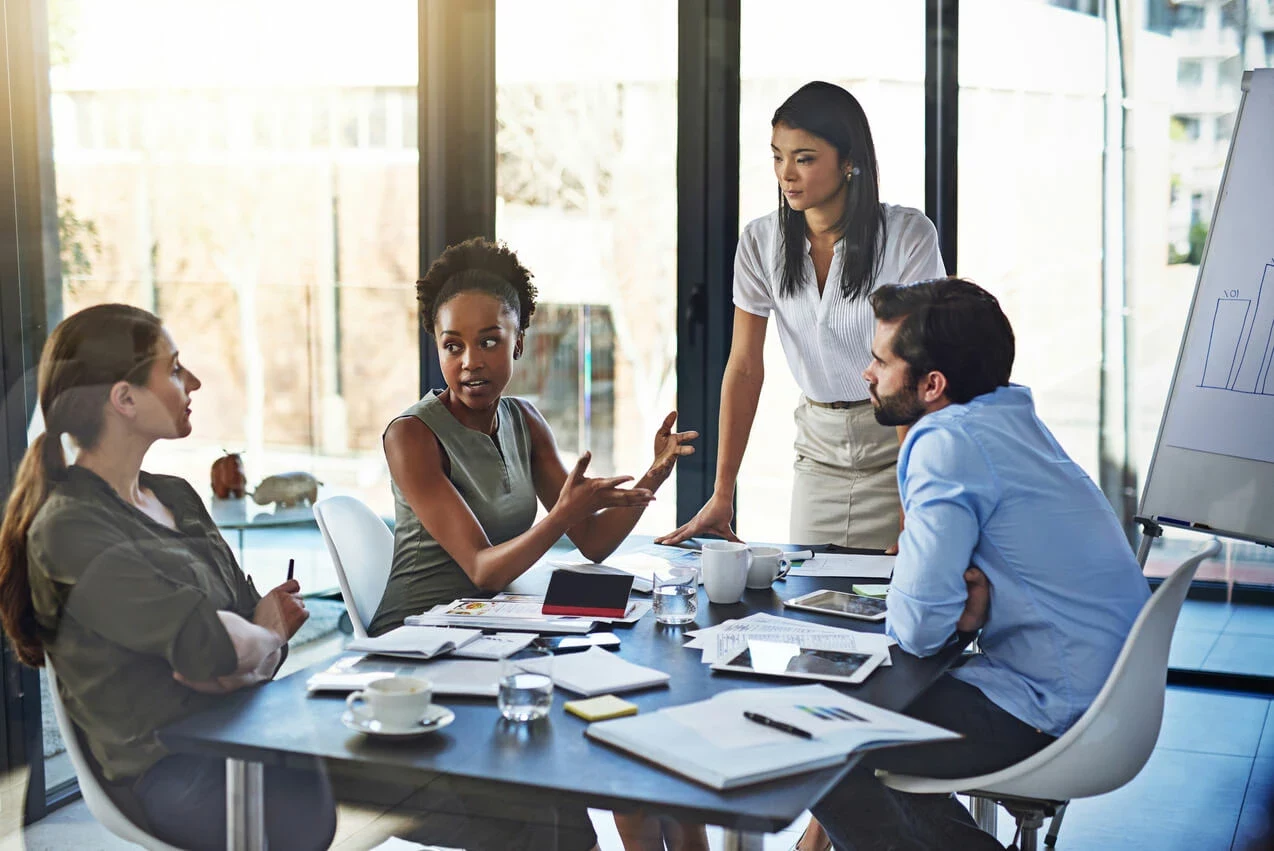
[
  {"xmin": 701, "ymin": 541, "xmax": 752, "ymax": 604},
  {"xmin": 746, "ymin": 546, "xmax": 791, "ymax": 589},
  {"xmin": 346, "ymin": 675, "xmax": 432, "ymax": 729}
]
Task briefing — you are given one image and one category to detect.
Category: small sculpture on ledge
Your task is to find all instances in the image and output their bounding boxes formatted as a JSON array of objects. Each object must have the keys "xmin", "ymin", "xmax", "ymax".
[
  {"xmin": 251, "ymin": 472, "xmax": 322, "ymax": 509},
  {"xmin": 210, "ymin": 451, "xmax": 246, "ymax": 499}
]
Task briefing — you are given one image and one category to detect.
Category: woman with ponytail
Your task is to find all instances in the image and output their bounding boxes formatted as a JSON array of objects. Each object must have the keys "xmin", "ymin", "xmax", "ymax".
[{"xmin": 0, "ymin": 304, "xmax": 335, "ymax": 851}]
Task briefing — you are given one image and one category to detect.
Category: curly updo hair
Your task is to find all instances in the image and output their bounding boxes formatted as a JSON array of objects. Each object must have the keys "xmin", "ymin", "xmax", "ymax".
[{"xmin": 416, "ymin": 238, "xmax": 538, "ymax": 336}]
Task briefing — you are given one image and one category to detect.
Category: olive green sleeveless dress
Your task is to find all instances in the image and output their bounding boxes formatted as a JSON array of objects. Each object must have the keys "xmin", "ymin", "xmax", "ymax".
[{"xmin": 369, "ymin": 392, "xmax": 538, "ymax": 636}]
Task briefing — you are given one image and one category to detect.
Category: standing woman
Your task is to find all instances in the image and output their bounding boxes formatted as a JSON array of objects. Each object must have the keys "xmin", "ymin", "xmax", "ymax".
[
  {"xmin": 0, "ymin": 304, "xmax": 334, "ymax": 851},
  {"xmin": 660, "ymin": 81, "xmax": 945, "ymax": 550}
]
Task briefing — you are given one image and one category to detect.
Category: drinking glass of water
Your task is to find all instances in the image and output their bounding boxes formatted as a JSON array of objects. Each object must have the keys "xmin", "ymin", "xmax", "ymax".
[
  {"xmin": 653, "ymin": 565, "xmax": 699, "ymax": 625},
  {"xmin": 498, "ymin": 648, "xmax": 554, "ymax": 722}
]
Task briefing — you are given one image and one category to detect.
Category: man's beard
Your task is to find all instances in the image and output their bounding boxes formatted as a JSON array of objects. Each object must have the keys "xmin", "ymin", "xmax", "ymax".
[{"xmin": 870, "ymin": 385, "xmax": 926, "ymax": 427}]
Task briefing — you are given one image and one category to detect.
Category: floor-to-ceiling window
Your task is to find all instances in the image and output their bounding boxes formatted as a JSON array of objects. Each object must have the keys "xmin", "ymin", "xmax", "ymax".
[
  {"xmin": 958, "ymin": 0, "xmax": 1109, "ymax": 479},
  {"xmin": 733, "ymin": 0, "xmax": 927, "ymax": 542},
  {"xmin": 494, "ymin": 0, "xmax": 679, "ymax": 534},
  {"xmin": 40, "ymin": 0, "xmax": 419, "ymax": 793}
]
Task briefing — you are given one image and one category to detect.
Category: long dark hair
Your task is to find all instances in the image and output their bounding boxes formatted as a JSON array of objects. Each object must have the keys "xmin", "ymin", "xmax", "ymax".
[
  {"xmin": 0, "ymin": 304, "xmax": 162, "ymax": 666},
  {"xmin": 772, "ymin": 81, "xmax": 886, "ymax": 301}
]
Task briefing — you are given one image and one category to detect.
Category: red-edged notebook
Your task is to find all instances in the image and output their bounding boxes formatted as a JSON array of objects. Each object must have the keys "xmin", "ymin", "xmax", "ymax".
[{"xmin": 541, "ymin": 568, "xmax": 634, "ymax": 618}]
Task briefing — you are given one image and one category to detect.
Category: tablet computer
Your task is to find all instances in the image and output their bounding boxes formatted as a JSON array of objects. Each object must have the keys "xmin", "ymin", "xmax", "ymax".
[
  {"xmin": 710, "ymin": 640, "xmax": 886, "ymax": 685},
  {"xmin": 783, "ymin": 589, "xmax": 888, "ymax": 622}
]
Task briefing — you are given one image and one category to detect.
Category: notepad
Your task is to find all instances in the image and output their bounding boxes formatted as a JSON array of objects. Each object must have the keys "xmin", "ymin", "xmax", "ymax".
[
  {"xmin": 564, "ymin": 694, "xmax": 639, "ymax": 721},
  {"xmin": 516, "ymin": 647, "xmax": 670, "ymax": 696},
  {"xmin": 587, "ymin": 684, "xmax": 959, "ymax": 790},
  {"xmin": 345, "ymin": 625, "xmax": 482, "ymax": 660}
]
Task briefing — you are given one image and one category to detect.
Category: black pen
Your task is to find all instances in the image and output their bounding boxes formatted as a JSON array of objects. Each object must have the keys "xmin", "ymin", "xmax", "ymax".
[
  {"xmin": 287, "ymin": 558, "xmax": 295, "ymax": 582},
  {"xmin": 743, "ymin": 711, "xmax": 812, "ymax": 739}
]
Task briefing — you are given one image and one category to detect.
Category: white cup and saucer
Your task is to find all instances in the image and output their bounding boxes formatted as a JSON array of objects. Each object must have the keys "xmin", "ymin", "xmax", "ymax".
[{"xmin": 341, "ymin": 675, "xmax": 455, "ymax": 737}]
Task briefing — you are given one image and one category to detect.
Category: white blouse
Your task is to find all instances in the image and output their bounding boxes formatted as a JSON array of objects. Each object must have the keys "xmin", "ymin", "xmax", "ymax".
[{"xmin": 733, "ymin": 204, "xmax": 946, "ymax": 403}]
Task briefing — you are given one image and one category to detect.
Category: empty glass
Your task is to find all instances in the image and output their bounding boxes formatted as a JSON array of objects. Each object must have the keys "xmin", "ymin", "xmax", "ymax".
[
  {"xmin": 498, "ymin": 647, "xmax": 554, "ymax": 722},
  {"xmin": 653, "ymin": 565, "xmax": 699, "ymax": 625}
]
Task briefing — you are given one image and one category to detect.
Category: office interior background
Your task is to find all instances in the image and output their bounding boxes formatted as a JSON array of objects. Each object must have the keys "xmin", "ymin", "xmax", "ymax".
[{"xmin": 4, "ymin": 0, "xmax": 1274, "ymax": 845}]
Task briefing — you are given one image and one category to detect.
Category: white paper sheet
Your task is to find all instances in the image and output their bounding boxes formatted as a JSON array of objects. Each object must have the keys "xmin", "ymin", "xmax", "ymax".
[
  {"xmin": 684, "ymin": 613, "xmax": 894, "ymax": 666},
  {"xmin": 786, "ymin": 553, "xmax": 895, "ymax": 579},
  {"xmin": 450, "ymin": 632, "xmax": 536, "ymax": 660}
]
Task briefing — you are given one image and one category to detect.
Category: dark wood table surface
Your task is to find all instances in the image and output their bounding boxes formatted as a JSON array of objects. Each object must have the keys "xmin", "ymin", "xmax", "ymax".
[{"xmin": 160, "ymin": 542, "xmax": 964, "ymax": 833}]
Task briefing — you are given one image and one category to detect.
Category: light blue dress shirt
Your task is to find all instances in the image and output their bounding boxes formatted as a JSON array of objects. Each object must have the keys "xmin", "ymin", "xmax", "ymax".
[{"xmin": 885, "ymin": 385, "xmax": 1149, "ymax": 737}]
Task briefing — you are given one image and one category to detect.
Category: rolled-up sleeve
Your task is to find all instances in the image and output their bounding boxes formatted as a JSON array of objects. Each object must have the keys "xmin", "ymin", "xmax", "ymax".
[
  {"xmin": 886, "ymin": 424, "xmax": 999, "ymax": 656},
  {"xmin": 732, "ymin": 222, "xmax": 774, "ymax": 317},
  {"xmin": 897, "ymin": 212, "xmax": 946, "ymax": 285},
  {"xmin": 30, "ymin": 517, "xmax": 238, "ymax": 680}
]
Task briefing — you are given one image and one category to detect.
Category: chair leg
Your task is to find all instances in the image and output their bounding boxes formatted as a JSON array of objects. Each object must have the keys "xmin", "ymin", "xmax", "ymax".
[
  {"xmin": 971, "ymin": 796, "xmax": 998, "ymax": 835},
  {"xmin": 1044, "ymin": 802, "xmax": 1067, "ymax": 847},
  {"xmin": 1011, "ymin": 811, "xmax": 1046, "ymax": 851}
]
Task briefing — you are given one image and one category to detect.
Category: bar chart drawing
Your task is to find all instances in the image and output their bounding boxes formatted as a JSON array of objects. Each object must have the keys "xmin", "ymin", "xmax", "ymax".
[{"xmin": 1200, "ymin": 263, "xmax": 1274, "ymax": 395}]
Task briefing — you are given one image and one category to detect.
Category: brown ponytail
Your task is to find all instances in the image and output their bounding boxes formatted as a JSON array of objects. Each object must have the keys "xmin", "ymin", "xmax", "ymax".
[{"xmin": 0, "ymin": 304, "xmax": 162, "ymax": 667}]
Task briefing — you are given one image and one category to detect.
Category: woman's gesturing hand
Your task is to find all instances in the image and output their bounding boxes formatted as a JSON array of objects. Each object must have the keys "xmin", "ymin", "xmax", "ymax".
[
  {"xmin": 649, "ymin": 410, "xmax": 699, "ymax": 479},
  {"xmin": 655, "ymin": 491, "xmax": 741, "ymax": 546},
  {"xmin": 553, "ymin": 451, "xmax": 654, "ymax": 526}
]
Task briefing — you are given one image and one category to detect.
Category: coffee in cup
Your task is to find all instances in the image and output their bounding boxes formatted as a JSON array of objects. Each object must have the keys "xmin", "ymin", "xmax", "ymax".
[{"xmin": 346, "ymin": 675, "xmax": 432, "ymax": 729}]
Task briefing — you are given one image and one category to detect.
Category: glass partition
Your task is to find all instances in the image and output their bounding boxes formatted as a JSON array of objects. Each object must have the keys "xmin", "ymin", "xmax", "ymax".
[{"xmin": 495, "ymin": 0, "xmax": 679, "ymax": 534}]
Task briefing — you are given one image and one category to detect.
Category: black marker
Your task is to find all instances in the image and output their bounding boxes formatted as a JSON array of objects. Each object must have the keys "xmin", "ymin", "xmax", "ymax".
[
  {"xmin": 287, "ymin": 558, "xmax": 295, "ymax": 582},
  {"xmin": 743, "ymin": 711, "xmax": 812, "ymax": 739}
]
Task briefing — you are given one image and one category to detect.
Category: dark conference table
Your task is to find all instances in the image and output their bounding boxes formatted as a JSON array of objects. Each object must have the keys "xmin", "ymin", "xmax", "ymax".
[{"xmin": 160, "ymin": 543, "xmax": 965, "ymax": 851}]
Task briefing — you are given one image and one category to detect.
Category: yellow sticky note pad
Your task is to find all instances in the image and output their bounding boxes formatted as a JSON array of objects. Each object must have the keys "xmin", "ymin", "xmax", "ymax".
[{"xmin": 564, "ymin": 694, "xmax": 639, "ymax": 722}]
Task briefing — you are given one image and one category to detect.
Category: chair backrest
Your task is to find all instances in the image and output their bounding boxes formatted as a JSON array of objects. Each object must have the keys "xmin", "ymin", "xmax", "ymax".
[
  {"xmin": 976, "ymin": 539, "xmax": 1222, "ymax": 801},
  {"xmin": 45, "ymin": 664, "xmax": 183, "ymax": 850},
  {"xmin": 313, "ymin": 495, "xmax": 395, "ymax": 639}
]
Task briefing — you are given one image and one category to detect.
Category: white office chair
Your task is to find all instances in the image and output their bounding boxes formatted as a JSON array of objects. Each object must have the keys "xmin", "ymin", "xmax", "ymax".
[
  {"xmin": 313, "ymin": 495, "xmax": 395, "ymax": 639},
  {"xmin": 45, "ymin": 664, "xmax": 184, "ymax": 851},
  {"xmin": 878, "ymin": 539, "xmax": 1222, "ymax": 851}
]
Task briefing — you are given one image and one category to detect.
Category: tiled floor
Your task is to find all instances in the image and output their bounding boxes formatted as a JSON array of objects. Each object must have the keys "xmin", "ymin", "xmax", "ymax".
[
  {"xmin": 1171, "ymin": 599, "xmax": 1274, "ymax": 678},
  {"xmin": 12, "ymin": 597, "xmax": 1274, "ymax": 850}
]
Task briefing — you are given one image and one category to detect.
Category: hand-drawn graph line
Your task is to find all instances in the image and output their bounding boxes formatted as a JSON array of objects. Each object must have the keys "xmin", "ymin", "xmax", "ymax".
[{"xmin": 1200, "ymin": 263, "xmax": 1274, "ymax": 395}]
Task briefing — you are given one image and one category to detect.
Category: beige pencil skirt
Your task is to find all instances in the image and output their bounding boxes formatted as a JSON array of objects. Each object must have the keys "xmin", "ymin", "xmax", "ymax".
[{"xmin": 789, "ymin": 395, "xmax": 903, "ymax": 549}]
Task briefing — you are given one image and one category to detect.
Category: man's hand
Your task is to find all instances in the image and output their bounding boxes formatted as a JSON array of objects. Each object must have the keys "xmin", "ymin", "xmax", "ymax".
[
  {"xmin": 253, "ymin": 579, "xmax": 309, "ymax": 642},
  {"xmin": 957, "ymin": 566, "xmax": 991, "ymax": 633}
]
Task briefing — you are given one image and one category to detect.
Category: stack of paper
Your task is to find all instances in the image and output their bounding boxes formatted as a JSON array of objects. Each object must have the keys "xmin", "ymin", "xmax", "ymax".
[
  {"xmin": 516, "ymin": 647, "xmax": 670, "ymax": 696},
  {"xmin": 407, "ymin": 594, "xmax": 650, "ymax": 632},
  {"xmin": 407, "ymin": 596, "xmax": 594, "ymax": 633},
  {"xmin": 305, "ymin": 655, "xmax": 503, "ymax": 697},
  {"xmin": 786, "ymin": 553, "xmax": 894, "ymax": 579},
  {"xmin": 683, "ymin": 612, "xmax": 896, "ymax": 666},
  {"xmin": 588, "ymin": 683, "xmax": 958, "ymax": 789},
  {"xmin": 345, "ymin": 626, "xmax": 482, "ymax": 661}
]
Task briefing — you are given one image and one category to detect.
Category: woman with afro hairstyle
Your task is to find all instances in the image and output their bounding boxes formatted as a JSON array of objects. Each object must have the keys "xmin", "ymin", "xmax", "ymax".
[
  {"xmin": 370, "ymin": 237, "xmax": 697, "ymax": 635},
  {"xmin": 372, "ymin": 238, "xmax": 705, "ymax": 851}
]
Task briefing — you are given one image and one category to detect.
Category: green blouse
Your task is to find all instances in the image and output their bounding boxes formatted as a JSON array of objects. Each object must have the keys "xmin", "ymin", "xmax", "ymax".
[
  {"xmin": 28, "ymin": 466, "xmax": 261, "ymax": 781},
  {"xmin": 370, "ymin": 393, "xmax": 538, "ymax": 636}
]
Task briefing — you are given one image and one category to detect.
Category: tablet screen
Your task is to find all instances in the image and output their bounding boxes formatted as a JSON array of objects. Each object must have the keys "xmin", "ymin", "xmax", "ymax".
[
  {"xmin": 796, "ymin": 591, "xmax": 887, "ymax": 617},
  {"xmin": 721, "ymin": 641, "xmax": 876, "ymax": 680}
]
